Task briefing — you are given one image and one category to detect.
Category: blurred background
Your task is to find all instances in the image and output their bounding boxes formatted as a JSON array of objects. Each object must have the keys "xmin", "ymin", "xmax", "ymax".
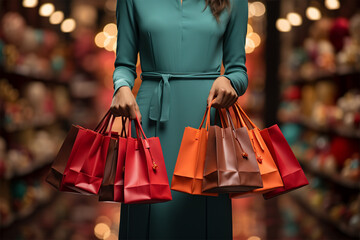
[{"xmin": 0, "ymin": 0, "xmax": 359, "ymax": 239}]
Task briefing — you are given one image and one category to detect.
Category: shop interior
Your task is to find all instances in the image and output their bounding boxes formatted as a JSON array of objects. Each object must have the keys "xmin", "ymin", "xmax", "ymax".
[{"xmin": 0, "ymin": 0, "xmax": 359, "ymax": 239}]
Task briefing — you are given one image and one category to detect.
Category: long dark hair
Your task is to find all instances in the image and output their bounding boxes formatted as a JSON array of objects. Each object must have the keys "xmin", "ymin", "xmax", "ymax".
[{"xmin": 203, "ymin": 0, "xmax": 231, "ymax": 23}]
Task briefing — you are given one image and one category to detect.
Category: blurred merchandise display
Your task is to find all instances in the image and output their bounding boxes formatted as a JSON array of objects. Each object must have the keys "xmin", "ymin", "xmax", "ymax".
[
  {"xmin": 280, "ymin": 13, "xmax": 360, "ymax": 83},
  {"xmin": 0, "ymin": 4, "xmax": 103, "ymax": 236},
  {"xmin": 279, "ymin": 87, "xmax": 360, "ymax": 138},
  {"xmin": 1, "ymin": 176, "xmax": 121, "ymax": 240},
  {"xmin": 0, "ymin": 171, "xmax": 55, "ymax": 228},
  {"xmin": 279, "ymin": 188, "xmax": 360, "ymax": 240},
  {"xmin": 1, "ymin": 12, "xmax": 66, "ymax": 79},
  {"xmin": 278, "ymin": 1, "xmax": 360, "ymax": 240},
  {"xmin": 290, "ymin": 130, "xmax": 360, "ymax": 187}
]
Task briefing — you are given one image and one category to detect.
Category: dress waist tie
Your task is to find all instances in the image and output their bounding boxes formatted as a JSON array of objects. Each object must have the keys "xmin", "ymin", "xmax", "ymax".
[{"xmin": 140, "ymin": 71, "xmax": 221, "ymax": 122}]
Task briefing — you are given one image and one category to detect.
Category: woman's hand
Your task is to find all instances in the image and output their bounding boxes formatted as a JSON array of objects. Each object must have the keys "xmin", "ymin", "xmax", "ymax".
[
  {"xmin": 110, "ymin": 86, "xmax": 142, "ymax": 122},
  {"xmin": 207, "ymin": 76, "xmax": 238, "ymax": 108}
]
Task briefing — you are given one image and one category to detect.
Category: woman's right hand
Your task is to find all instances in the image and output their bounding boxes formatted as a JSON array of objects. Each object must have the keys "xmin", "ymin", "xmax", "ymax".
[{"xmin": 110, "ymin": 86, "xmax": 142, "ymax": 122}]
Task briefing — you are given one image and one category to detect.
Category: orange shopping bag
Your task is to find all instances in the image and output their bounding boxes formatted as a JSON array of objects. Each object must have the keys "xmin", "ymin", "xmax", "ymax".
[
  {"xmin": 171, "ymin": 100, "xmax": 218, "ymax": 196},
  {"xmin": 229, "ymin": 104, "xmax": 283, "ymax": 199}
]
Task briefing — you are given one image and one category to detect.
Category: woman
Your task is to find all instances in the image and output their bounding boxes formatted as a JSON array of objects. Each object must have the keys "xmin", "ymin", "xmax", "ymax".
[{"xmin": 110, "ymin": 0, "xmax": 249, "ymax": 239}]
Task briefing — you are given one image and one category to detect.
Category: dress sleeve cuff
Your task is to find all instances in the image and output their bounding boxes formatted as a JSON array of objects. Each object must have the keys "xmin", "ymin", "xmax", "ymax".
[
  {"xmin": 220, "ymin": 72, "xmax": 248, "ymax": 97},
  {"xmin": 113, "ymin": 78, "xmax": 132, "ymax": 98}
]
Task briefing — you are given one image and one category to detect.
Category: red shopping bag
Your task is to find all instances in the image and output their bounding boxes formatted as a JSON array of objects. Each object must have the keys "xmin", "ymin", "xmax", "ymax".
[
  {"xmin": 46, "ymin": 124, "xmax": 84, "ymax": 193},
  {"xmin": 124, "ymin": 115, "xmax": 172, "ymax": 204},
  {"xmin": 260, "ymin": 124, "xmax": 309, "ymax": 199},
  {"xmin": 99, "ymin": 117, "xmax": 128, "ymax": 202},
  {"xmin": 60, "ymin": 110, "xmax": 118, "ymax": 195},
  {"xmin": 114, "ymin": 122, "xmax": 128, "ymax": 202}
]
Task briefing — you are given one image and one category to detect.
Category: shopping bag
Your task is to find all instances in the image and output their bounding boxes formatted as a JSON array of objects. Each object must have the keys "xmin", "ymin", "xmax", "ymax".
[
  {"xmin": 114, "ymin": 126, "xmax": 128, "ymax": 202},
  {"xmin": 202, "ymin": 108, "xmax": 263, "ymax": 193},
  {"xmin": 99, "ymin": 117, "xmax": 128, "ymax": 202},
  {"xmin": 230, "ymin": 104, "xmax": 284, "ymax": 199},
  {"xmin": 60, "ymin": 110, "xmax": 118, "ymax": 195},
  {"xmin": 45, "ymin": 124, "xmax": 83, "ymax": 193},
  {"xmin": 260, "ymin": 124, "xmax": 309, "ymax": 199},
  {"xmin": 46, "ymin": 109, "xmax": 112, "ymax": 193},
  {"xmin": 171, "ymin": 100, "xmax": 218, "ymax": 196},
  {"xmin": 123, "ymin": 114, "xmax": 172, "ymax": 204}
]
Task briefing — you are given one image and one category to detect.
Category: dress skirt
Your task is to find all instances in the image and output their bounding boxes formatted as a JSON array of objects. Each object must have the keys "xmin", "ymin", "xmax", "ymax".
[{"xmin": 119, "ymin": 78, "xmax": 232, "ymax": 239}]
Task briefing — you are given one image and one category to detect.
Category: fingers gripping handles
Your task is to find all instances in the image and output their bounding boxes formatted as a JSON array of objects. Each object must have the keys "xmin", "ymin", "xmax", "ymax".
[{"xmin": 93, "ymin": 110, "xmax": 129, "ymax": 139}]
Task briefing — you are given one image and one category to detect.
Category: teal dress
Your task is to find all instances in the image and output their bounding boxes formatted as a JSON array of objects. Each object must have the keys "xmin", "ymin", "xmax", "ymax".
[{"xmin": 112, "ymin": 0, "xmax": 249, "ymax": 239}]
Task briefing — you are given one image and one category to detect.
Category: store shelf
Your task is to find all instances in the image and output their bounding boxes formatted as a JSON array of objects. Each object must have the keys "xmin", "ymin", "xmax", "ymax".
[
  {"xmin": 1, "ymin": 117, "xmax": 57, "ymax": 133},
  {"xmin": 3, "ymin": 157, "xmax": 53, "ymax": 180},
  {"xmin": 0, "ymin": 69, "xmax": 68, "ymax": 86},
  {"xmin": 291, "ymin": 194, "xmax": 360, "ymax": 239},
  {"xmin": 292, "ymin": 69, "xmax": 360, "ymax": 86},
  {"xmin": 298, "ymin": 160, "xmax": 360, "ymax": 190},
  {"xmin": 299, "ymin": 117, "xmax": 360, "ymax": 140}
]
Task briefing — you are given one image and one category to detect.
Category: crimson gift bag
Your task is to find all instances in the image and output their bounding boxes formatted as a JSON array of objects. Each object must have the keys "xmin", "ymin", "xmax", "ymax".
[
  {"xmin": 99, "ymin": 117, "xmax": 128, "ymax": 202},
  {"xmin": 260, "ymin": 124, "xmax": 309, "ymax": 199},
  {"xmin": 123, "ymin": 115, "xmax": 172, "ymax": 204},
  {"xmin": 60, "ymin": 110, "xmax": 118, "ymax": 195},
  {"xmin": 114, "ymin": 120, "xmax": 128, "ymax": 202},
  {"xmin": 46, "ymin": 124, "xmax": 84, "ymax": 193}
]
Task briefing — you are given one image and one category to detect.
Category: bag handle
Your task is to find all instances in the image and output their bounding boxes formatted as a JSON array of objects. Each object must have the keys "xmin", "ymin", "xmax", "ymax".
[
  {"xmin": 127, "ymin": 114, "xmax": 159, "ymax": 171},
  {"xmin": 127, "ymin": 114, "xmax": 148, "ymax": 140},
  {"xmin": 214, "ymin": 108, "xmax": 227, "ymax": 128},
  {"xmin": 98, "ymin": 115, "xmax": 112, "ymax": 134},
  {"xmin": 224, "ymin": 108, "xmax": 249, "ymax": 159},
  {"xmin": 94, "ymin": 109, "xmax": 112, "ymax": 132},
  {"xmin": 120, "ymin": 116, "xmax": 128, "ymax": 138},
  {"xmin": 234, "ymin": 103, "xmax": 258, "ymax": 130},
  {"xmin": 99, "ymin": 113, "xmax": 116, "ymax": 137},
  {"xmin": 198, "ymin": 99, "xmax": 217, "ymax": 130},
  {"xmin": 217, "ymin": 105, "xmax": 246, "ymax": 129},
  {"xmin": 233, "ymin": 104, "xmax": 265, "ymax": 153},
  {"xmin": 231, "ymin": 105, "xmax": 246, "ymax": 128}
]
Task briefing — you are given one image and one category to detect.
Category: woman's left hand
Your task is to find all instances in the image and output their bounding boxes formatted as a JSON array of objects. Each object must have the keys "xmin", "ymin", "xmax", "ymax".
[{"xmin": 207, "ymin": 76, "xmax": 238, "ymax": 108}]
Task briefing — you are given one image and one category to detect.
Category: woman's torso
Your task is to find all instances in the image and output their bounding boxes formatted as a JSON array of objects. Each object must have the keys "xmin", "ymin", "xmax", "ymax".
[{"xmin": 133, "ymin": 0, "xmax": 231, "ymax": 73}]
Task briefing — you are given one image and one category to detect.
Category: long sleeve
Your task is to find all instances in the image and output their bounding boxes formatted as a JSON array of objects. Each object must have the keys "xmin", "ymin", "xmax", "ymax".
[
  {"xmin": 112, "ymin": 0, "xmax": 139, "ymax": 98},
  {"xmin": 220, "ymin": 0, "xmax": 249, "ymax": 97}
]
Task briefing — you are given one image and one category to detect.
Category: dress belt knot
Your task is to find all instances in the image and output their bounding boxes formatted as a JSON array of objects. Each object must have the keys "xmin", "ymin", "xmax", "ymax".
[{"xmin": 140, "ymin": 71, "xmax": 221, "ymax": 123}]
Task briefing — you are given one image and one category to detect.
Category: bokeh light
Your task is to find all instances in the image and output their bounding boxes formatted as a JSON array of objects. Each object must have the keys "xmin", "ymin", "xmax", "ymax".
[
  {"xmin": 49, "ymin": 11, "xmax": 64, "ymax": 25},
  {"xmin": 325, "ymin": 0, "xmax": 340, "ymax": 10},
  {"xmin": 94, "ymin": 223, "xmax": 111, "ymax": 239},
  {"xmin": 60, "ymin": 18, "xmax": 76, "ymax": 33},
  {"xmin": 103, "ymin": 23, "xmax": 117, "ymax": 37},
  {"xmin": 306, "ymin": 6, "xmax": 322, "ymax": 21},
  {"xmin": 39, "ymin": 3, "xmax": 55, "ymax": 17},
  {"xmin": 248, "ymin": 32, "xmax": 261, "ymax": 47},
  {"xmin": 247, "ymin": 236, "xmax": 261, "ymax": 240},
  {"xmin": 287, "ymin": 12, "xmax": 302, "ymax": 26},
  {"xmin": 245, "ymin": 38, "xmax": 255, "ymax": 54},
  {"xmin": 247, "ymin": 24, "xmax": 253, "ymax": 34},
  {"xmin": 22, "ymin": 0, "xmax": 38, "ymax": 8},
  {"xmin": 95, "ymin": 32, "xmax": 107, "ymax": 48},
  {"xmin": 276, "ymin": 18, "xmax": 292, "ymax": 32},
  {"xmin": 251, "ymin": 1, "xmax": 266, "ymax": 17}
]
